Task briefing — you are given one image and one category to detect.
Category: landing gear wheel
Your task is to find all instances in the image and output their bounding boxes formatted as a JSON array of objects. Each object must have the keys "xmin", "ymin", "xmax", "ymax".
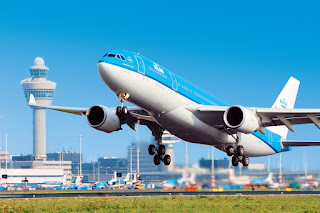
[
  {"xmin": 153, "ymin": 154, "xmax": 161, "ymax": 165},
  {"xmin": 121, "ymin": 106, "xmax": 128, "ymax": 115},
  {"xmin": 226, "ymin": 146, "xmax": 234, "ymax": 156},
  {"xmin": 232, "ymin": 156, "xmax": 239, "ymax": 167},
  {"xmin": 158, "ymin": 144, "xmax": 166, "ymax": 156},
  {"xmin": 163, "ymin": 155, "xmax": 171, "ymax": 165},
  {"xmin": 116, "ymin": 106, "xmax": 122, "ymax": 115},
  {"xmin": 237, "ymin": 145, "xmax": 244, "ymax": 156},
  {"xmin": 242, "ymin": 156, "xmax": 249, "ymax": 166},
  {"xmin": 148, "ymin": 144, "xmax": 156, "ymax": 155}
]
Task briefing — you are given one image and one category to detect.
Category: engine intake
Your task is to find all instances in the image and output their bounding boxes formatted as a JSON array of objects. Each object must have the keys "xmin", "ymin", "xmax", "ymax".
[
  {"xmin": 223, "ymin": 105, "xmax": 260, "ymax": 134},
  {"xmin": 86, "ymin": 105, "xmax": 121, "ymax": 133}
]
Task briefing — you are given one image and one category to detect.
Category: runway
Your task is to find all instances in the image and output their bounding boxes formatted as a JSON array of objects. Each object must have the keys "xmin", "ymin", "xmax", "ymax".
[{"xmin": 0, "ymin": 190, "xmax": 319, "ymax": 199}]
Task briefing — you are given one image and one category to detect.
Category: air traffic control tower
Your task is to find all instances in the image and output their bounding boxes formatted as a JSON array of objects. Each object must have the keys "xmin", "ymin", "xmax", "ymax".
[{"xmin": 21, "ymin": 57, "xmax": 56, "ymax": 161}]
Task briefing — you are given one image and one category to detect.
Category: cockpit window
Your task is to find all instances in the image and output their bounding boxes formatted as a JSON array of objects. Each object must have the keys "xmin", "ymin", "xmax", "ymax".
[
  {"xmin": 107, "ymin": 53, "xmax": 116, "ymax": 57},
  {"xmin": 116, "ymin": 54, "xmax": 126, "ymax": 61},
  {"xmin": 102, "ymin": 53, "xmax": 126, "ymax": 61}
]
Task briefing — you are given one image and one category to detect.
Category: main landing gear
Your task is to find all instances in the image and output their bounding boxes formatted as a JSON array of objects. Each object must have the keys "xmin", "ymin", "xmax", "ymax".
[
  {"xmin": 148, "ymin": 128, "xmax": 171, "ymax": 166},
  {"xmin": 116, "ymin": 92, "xmax": 171, "ymax": 166},
  {"xmin": 149, "ymin": 144, "xmax": 171, "ymax": 166},
  {"xmin": 226, "ymin": 145, "xmax": 249, "ymax": 167}
]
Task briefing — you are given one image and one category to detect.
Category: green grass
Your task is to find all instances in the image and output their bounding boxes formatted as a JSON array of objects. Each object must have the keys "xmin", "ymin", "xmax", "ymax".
[{"xmin": 0, "ymin": 195, "xmax": 319, "ymax": 212}]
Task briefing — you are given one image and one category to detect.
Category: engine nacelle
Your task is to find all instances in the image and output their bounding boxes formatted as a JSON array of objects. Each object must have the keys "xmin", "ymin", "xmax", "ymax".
[
  {"xmin": 223, "ymin": 105, "xmax": 260, "ymax": 134},
  {"xmin": 86, "ymin": 105, "xmax": 121, "ymax": 133}
]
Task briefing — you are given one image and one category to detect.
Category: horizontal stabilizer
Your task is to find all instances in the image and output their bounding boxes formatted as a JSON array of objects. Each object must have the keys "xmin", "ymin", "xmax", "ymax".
[{"xmin": 283, "ymin": 141, "xmax": 320, "ymax": 147}]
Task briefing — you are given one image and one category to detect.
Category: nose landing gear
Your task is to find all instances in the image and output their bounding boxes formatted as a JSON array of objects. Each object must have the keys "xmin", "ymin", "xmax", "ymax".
[{"xmin": 116, "ymin": 93, "xmax": 131, "ymax": 125}]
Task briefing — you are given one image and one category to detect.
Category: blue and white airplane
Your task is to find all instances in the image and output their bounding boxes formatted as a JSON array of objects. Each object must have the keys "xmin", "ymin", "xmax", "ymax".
[{"xmin": 28, "ymin": 50, "xmax": 320, "ymax": 167}]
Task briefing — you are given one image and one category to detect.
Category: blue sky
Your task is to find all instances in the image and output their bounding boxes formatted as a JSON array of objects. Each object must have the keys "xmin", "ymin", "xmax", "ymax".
[{"xmin": 0, "ymin": 1, "xmax": 320, "ymax": 170}]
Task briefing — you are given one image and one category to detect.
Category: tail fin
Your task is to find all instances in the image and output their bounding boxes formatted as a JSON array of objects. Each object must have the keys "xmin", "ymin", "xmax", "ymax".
[
  {"xmin": 266, "ymin": 172, "xmax": 274, "ymax": 183},
  {"xmin": 62, "ymin": 174, "xmax": 67, "ymax": 185},
  {"xmin": 113, "ymin": 171, "xmax": 117, "ymax": 180},
  {"xmin": 123, "ymin": 173, "xmax": 130, "ymax": 182},
  {"xmin": 268, "ymin": 77, "xmax": 300, "ymax": 139}
]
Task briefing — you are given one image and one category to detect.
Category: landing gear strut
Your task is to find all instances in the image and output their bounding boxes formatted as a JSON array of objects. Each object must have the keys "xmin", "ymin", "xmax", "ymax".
[
  {"xmin": 228, "ymin": 145, "xmax": 249, "ymax": 167},
  {"xmin": 116, "ymin": 93, "xmax": 130, "ymax": 125},
  {"xmin": 147, "ymin": 127, "xmax": 171, "ymax": 166}
]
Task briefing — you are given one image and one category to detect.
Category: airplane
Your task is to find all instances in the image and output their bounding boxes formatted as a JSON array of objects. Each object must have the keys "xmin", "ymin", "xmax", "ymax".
[
  {"xmin": 249, "ymin": 172, "xmax": 283, "ymax": 188},
  {"xmin": 95, "ymin": 171, "xmax": 127, "ymax": 189},
  {"xmin": 163, "ymin": 171, "xmax": 196, "ymax": 189},
  {"xmin": 27, "ymin": 50, "xmax": 320, "ymax": 167},
  {"xmin": 110, "ymin": 173, "xmax": 138, "ymax": 189},
  {"xmin": 229, "ymin": 169, "xmax": 251, "ymax": 185},
  {"xmin": 41, "ymin": 175, "xmax": 67, "ymax": 189},
  {"xmin": 250, "ymin": 172, "xmax": 273, "ymax": 184},
  {"xmin": 295, "ymin": 174, "xmax": 318, "ymax": 189}
]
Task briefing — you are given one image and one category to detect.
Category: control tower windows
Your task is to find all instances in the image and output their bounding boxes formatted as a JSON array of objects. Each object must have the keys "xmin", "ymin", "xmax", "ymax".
[
  {"xmin": 29, "ymin": 69, "xmax": 48, "ymax": 78},
  {"xmin": 24, "ymin": 90, "xmax": 54, "ymax": 99}
]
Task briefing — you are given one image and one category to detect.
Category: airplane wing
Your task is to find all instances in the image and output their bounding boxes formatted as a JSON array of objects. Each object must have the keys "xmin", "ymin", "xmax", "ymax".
[
  {"xmin": 28, "ymin": 94, "xmax": 156, "ymax": 122},
  {"xmin": 28, "ymin": 94, "xmax": 88, "ymax": 115},
  {"xmin": 186, "ymin": 104, "xmax": 320, "ymax": 133}
]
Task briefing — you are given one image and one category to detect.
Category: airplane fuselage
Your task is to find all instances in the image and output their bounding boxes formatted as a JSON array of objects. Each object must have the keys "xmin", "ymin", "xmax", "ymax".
[{"xmin": 97, "ymin": 51, "xmax": 288, "ymax": 157}]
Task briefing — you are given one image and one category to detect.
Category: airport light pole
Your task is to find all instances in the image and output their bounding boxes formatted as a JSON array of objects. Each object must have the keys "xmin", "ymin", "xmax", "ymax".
[
  {"xmin": 97, "ymin": 161, "xmax": 100, "ymax": 182},
  {"xmin": 137, "ymin": 147, "xmax": 140, "ymax": 184},
  {"xmin": 211, "ymin": 146, "xmax": 216, "ymax": 188},
  {"xmin": 80, "ymin": 135, "xmax": 82, "ymax": 178},
  {"xmin": 129, "ymin": 148, "xmax": 133, "ymax": 181},
  {"xmin": 92, "ymin": 162, "xmax": 95, "ymax": 182},
  {"xmin": 279, "ymin": 153, "xmax": 282, "ymax": 188},
  {"xmin": 185, "ymin": 142, "xmax": 188, "ymax": 169},
  {"xmin": 5, "ymin": 134, "xmax": 8, "ymax": 175}
]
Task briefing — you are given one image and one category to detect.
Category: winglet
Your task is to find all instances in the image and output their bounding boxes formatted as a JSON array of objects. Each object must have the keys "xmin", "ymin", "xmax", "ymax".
[{"xmin": 28, "ymin": 94, "xmax": 36, "ymax": 105}]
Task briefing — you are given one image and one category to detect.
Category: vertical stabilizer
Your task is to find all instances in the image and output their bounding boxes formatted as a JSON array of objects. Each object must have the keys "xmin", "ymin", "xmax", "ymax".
[
  {"xmin": 268, "ymin": 77, "xmax": 300, "ymax": 139},
  {"xmin": 266, "ymin": 172, "xmax": 274, "ymax": 184},
  {"xmin": 62, "ymin": 174, "xmax": 67, "ymax": 185}
]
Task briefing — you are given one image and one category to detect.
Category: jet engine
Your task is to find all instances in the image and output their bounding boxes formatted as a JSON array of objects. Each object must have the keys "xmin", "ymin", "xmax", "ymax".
[
  {"xmin": 223, "ymin": 105, "xmax": 260, "ymax": 134},
  {"xmin": 86, "ymin": 105, "xmax": 121, "ymax": 133}
]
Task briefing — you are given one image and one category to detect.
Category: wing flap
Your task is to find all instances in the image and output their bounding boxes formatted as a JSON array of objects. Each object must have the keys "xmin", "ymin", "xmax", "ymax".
[
  {"xmin": 283, "ymin": 141, "xmax": 320, "ymax": 147},
  {"xmin": 255, "ymin": 108, "xmax": 320, "ymax": 130}
]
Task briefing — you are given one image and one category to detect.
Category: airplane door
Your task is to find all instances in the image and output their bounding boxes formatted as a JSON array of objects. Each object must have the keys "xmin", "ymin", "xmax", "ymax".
[
  {"xmin": 169, "ymin": 72, "xmax": 178, "ymax": 91},
  {"xmin": 134, "ymin": 55, "xmax": 145, "ymax": 75}
]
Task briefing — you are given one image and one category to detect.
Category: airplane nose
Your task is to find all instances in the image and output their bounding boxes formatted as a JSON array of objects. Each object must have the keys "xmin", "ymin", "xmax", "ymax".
[{"xmin": 97, "ymin": 62, "xmax": 107, "ymax": 76}]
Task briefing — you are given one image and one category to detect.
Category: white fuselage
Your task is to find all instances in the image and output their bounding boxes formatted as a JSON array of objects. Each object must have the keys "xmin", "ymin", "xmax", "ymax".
[{"xmin": 97, "ymin": 63, "xmax": 276, "ymax": 157}]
